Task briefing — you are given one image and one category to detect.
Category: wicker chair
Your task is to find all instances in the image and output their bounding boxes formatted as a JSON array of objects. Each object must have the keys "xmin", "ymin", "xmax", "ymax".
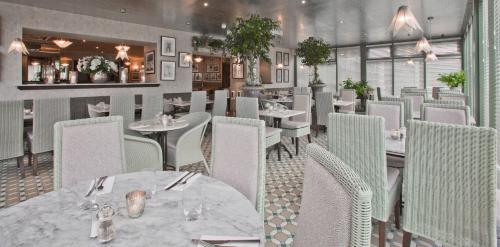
[
  {"xmin": 281, "ymin": 94, "xmax": 312, "ymax": 155},
  {"xmin": 315, "ymin": 92, "xmax": 334, "ymax": 137},
  {"xmin": 424, "ymin": 99, "xmax": 465, "ymax": 106},
  {"xmin": 293, "ymin": 143, "xmax": 372, "ymax": 246},
  {"xmin": 328, "ymin": 113, "xmax": 402, "ymax": 247},
  {"xmin": 211, "ymin": 116, "xmax": 266, "ymax": 215},
  {"xmin": 401, "ymin": 91, "xmax": 428, "ymax": 119},
  {"xmin": 367, "ymin": 100, "xmax": 404, "ymax": 130},
  {"xmin": 110, "ymin": 94, "xmax": 136, "ymax": 134},
  {"xmin": 339, "ymin": 89, "xmax": 355, "ymax": 113},
  {"xmin": 381, "ymin": 96, "xmax": 412, "ymax": 126},
  {"xmin": 402, "ymin": 120, "xmax": 497, "ymax": 247},
  {"xmin": 27, "ymin": 98, "xmax": 70, "ymax": 176},
  {"xmin": 141, "ymin": 93, "xmax": 164, "ymax": 120},
  {"xmin": 438, "ymin": 92, "xmax": 467, "ymax": 105},
  {"xmin": 212, "ymin": 90, "xmax": 228, "ymax": 117},
  {"xmin": 0, "ymin": 101, "xmax": 25, "ymax": 177},
  {"xmin": 293, "ymin": 87, "xmax": 311, "ymax": 95},
  {"xmin": 420, "ymin": 103, "xmax": 471, "ymax": 125}
]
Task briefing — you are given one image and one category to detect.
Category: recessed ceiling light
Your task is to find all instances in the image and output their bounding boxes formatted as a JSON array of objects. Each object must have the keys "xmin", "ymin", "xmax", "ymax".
[
  {"xmin": 120, "ymin": 8, "xmax": 127, "ymax": 14},
  {"xmin": 301, "ymin": 0, "xmax": 306, "ymax": 4},
  {"xmin": 185, "ymin": 21, "xmax": 191, "ymax": 25},
  {"xmin": 203, "ymin": 2, "xmax": 208, "ymax": 7},
  {"xmin": 340, "ymin": 53, "xmax": 345, "ymax": 56},
  {"xmin": 339, "ymin": 20, "xmax": 344, "ymax": 24},
  {"xmin": 82, "ymin": 39, "xmax": 86, "ymax": 43}
]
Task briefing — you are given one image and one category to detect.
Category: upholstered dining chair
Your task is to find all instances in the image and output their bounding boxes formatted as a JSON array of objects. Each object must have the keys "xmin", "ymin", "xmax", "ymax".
[
  {"xmin": 166, "ymin": 112, "xmax": 211, "ymax": 173},
  {"xmin": 328, "ymin": 113, "xmax": 402, "ymax": 247},
  {"xmin": 401, "ymin": 91, "xmax": 428, "ymax": 119},
  {"xmin": 293, "ymin": 144, "xmax": 372, "ymax": 247},
  {"xmin": 141, "ymin": 93, "xmax": 164, "ymax": 120},
  {"xmin": 54, "ymin": 116, "xmax": 162, "ymax": 189},
  {"xmin": 211, "ymin": 116, "xmax": 266, "ymax": 215},
  {"xmin": 424, "ymin": 99, "xmax": 465, "ymax": 106},
  {"xmin": 27, "ymin": 98, "xmax": 70, "ymax": 176},
  {"xmin": 293, "ymin": 87, "xmax": 311, "ymax": 95},
  {"xmin": 420, "ymin": 103, "xmax": 471, "ymax": 125},
  {"xmin": 87, "ymin": 103, "xmax": 106, "ymax": 118},
  {"xmin": 190, "ymin": 91, "xmax": 207, "ymax": 113},
  {"xmin": 438, "ymin": 92, "xmax": 467, "ymax": 105},
  {"xmin": 110, "ymin": 94, "xmax": 136, "ymax": 133},
  {"xmin": 367, "ymin": 101, "xmax": 404, "ymax": 130},
  {"xmin": 236, "ymin": 97, "xmax": 282, "ymax": 160},
  {"xmin": 339, "ymin": 89, "xmax": 355, "ymax": 113},
  {"xmin": 402, "ymin": 121, "xmax": 497, "ymax": 247},
  {"xmin": 381, "ymin": 96, "xmax": 412, "ymax": 126},
  {"xmin": 212, "ymin": 89, "xmax": 228, "ymax": 117},
  {"xmin": 315, "ymin": 92, "xmax": 334, "ymax": 137},
  {"xmin": 281, "ymin": 94, "xmax": 312, "ymax": 155},
  {"xmin": 0, "ymin": 101, "xmax": 25, "ymax": 177}
]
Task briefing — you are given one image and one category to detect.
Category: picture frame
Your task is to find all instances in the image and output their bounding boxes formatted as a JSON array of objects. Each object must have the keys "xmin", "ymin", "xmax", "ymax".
[
  {"xmin": 160, "ymin": 61, "xmax": 175, "ymax": 81},
  {"xmin": 276, "ymin": 51, "xmax": 282, "ymax": 65},
  {"xmin": 161, "ymin": 36, "xmax": 176, "ymax": 57},
  {"xmin": 130, "ymin": 71, "xmax": 140, "ymax": 81},
  {"xmin": 193, "ymin": 72, "xmax": 203, "ymax": 81},
  {"xmin": 178, "ymin": 52, "xmax": 191, "ymax": 68},
  {"xmin": 283, "ymin": 69, "xmax": 289, "ymax": 82},
  {"xmin": 276, "ymin": 69, "xmax": 282, "ymax": 83},
  {"xmin": 145, "ymin": 50, "xmax": 155, "ymax": 74},
  {"xmin": 283, "ymin": 53, "xmax": 289, "ymax": 66},
  {"xmin": 193, "ymin": 63, "xmax": 199, "ymax": 72},
  {"xmin": 216, "ymin": 73, "xmax": 222, "ymax": 80},
  {"xmin": 206, "ymin": 64, "xmax": 220, "ymax": 73},
  {"xmin": 232, "ymin": 63, "xmax": 244, "ymax": 79}
]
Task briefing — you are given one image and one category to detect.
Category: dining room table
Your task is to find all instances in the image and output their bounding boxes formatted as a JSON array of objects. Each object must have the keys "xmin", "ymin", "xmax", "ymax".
[
  {"xmin": 332, "ymin": 100, "xmax": 354, "ymax": 112},
  {"xmin": 259, "ymin": 109, "xmax": 306, "ymax": 158},
  {"xmin": 0, "ymin": 171, "xmax": 264, "ymax": 247},
  {"xmin": 129, "ymin": 118, "xmax": 189, "ymax": 170},
  {"xmin": 385, "ymin": 129, "xmax": 406, "ymax": 158},
  {"xmin": 167, "ymin": 100, "xmax": 215, "ymax": 116}
]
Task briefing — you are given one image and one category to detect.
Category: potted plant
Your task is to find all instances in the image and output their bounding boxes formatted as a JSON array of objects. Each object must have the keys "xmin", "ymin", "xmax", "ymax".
[
  {"xmin": 225, "ymin": 14, "xmax": 280, "ymax": 96},
  {"xmin": 77, "ymin": 56, "xmax": 118, "ymax": 83},
  {"xmin": 296, "ymin": 37, "xmax": 331, "ymax": 96},
  {"xmin": 342, "ymin": 78, "xmax": 373, "ymax": 112},
  {"xmin": 437, "ymin": 71, "xmax": 465, "ymax": 91}
]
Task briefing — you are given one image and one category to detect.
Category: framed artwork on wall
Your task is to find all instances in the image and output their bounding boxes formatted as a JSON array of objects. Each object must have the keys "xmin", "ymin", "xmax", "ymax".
[
  {"xmin": 276, "ymin": 51, "xmax": 282, "ymax": 65},
  {"xmin": 276, "ymin": 69, "xmax": 282, "ymax": 83},
  {"xmin": 283, "ymin": 53, "xmax": 289, "ymax": 66},
  {"xmin": 193, "ymin": 63, "xmax": 199, "ymax": 72},
  {"xmin": 161, "ymin": 36, "xmax": 176, "ymax": 57},
  {"xmin": 160, "ymin": 61, "xmax": 175, "ymax": 81},
  {"xmin": 178, "ymin": 52, "xmax": 191, "ymax": 68},
  {"xmin": 206, "ymin": 64, "xmax": 220, "ymax": 72},
  {"xmin": 232, "ymin": 63, "xmax": 244, "ymax": 79},
  {"xmin": 145, "ymin": 50, "xmax": 155, "ymax": 74},
  {"xmin": 193, "ymin": 72, "xmax": 203, "ymax": 81},
  {"xmin": 130, "ymin": 71, "xmax": 140, "ymax": 81},
  {"xmin": 283, "ymin": 69, "xmax": 289, "ymax": 82}
]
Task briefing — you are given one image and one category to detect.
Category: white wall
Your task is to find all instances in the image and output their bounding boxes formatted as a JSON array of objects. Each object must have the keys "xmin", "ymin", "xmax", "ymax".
[
  {"xmin": 263, "ymin": 47, "xmax": 295, "ymax": 89},
  {"xmin": 0, "ymin": 2, "xmax": 195, "ymax": 100}
]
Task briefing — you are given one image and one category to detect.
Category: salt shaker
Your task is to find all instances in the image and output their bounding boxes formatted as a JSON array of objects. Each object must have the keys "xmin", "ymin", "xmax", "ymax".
[{"xmin": 97, "ymin": 204, "xmax": 115, "ymax": 243}]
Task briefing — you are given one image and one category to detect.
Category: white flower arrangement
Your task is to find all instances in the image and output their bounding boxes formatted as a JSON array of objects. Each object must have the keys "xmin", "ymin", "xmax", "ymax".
[{"xmin": 77, "ymin": 56, "xmax": 118, "ymax": 74}]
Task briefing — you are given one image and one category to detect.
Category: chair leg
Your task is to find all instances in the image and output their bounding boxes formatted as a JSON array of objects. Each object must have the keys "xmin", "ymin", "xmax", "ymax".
[
  {"xmin": 291, "ymin": 138, "xmax": 294, "ymax": 144},
  {"xmin": 28, "ymin": 152, "xmax": 33, "ymax": 167},
  {"xmin": 277, "ymin": 143, "xmax": 281, "ymax": 161},
  {"xmin": 202, "ymin": 159, "xmax": 211, "ymax": 175},
  {"xmin": 307, "ymin": 134, "xmax": 312, "ymax": 143},
  {"xmin": 32, "ymin": 154, "xmax": 38, "ymax": 176},
  {"xmin": 295, "ymin": 137, "xmax": 299, "ymax": 155},
  {"xmin": 315, "ymin": 125, "xmax": 319, "ymax": 137},
  {"xmin": 17, "ymin": 156, "xmax": 25, "ymax": 178},
  {"xmin": 378, "ymin": 221, "xmax": 385, "ymax": 247},
  {"xmin": 402, "ymin": 231, "xmax": 412, "ymax": 247},
  {"xmin": 394, "ymin": 200, "xmax": 401, "ymax": 229}
]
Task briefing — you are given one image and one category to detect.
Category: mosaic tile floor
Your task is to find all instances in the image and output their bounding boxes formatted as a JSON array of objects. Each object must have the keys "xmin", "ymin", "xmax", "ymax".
[{"xmin": 0, "ymin": 132, "xmax": 438, "ymax": 246}]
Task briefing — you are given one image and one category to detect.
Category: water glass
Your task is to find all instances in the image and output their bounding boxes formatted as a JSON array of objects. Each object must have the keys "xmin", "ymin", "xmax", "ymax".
[
  {"xmin": 126, "ymin": 191, "xmax": 146, "ymax": 218},
  {"xmin": 97, "ymin": 205, "xmax": 115, "ymax": 243},
  {"xmin": 182, "ymin": 189, "xmax": 203, "ymax": 221}
]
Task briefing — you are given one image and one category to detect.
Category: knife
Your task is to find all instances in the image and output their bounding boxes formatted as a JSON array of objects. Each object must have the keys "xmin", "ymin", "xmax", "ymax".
[
  {"xmin": 85, "ymin": 178, "xmax": 97, "ymax": 197},
  {"xmin": 164, "ymin": 172, "xmax": 192, "ymax": 190}
]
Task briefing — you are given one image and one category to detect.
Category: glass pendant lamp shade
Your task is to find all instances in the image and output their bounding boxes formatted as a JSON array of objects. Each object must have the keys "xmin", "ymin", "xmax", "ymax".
[
  {"xmin": 115, "ymin": 45, "xmax": 130, "ymax": 60},
  {"xmin": 194, "ymin": 57, "xmax": 203, "ymax": 63},
  {"xmin": 425, "ymin": 52, "xmax": 438, "ymax": 62},
  {"xmin": 388, "ymin": 5, "xmax": 423, "ymax": 36},
  {"xmin": 416, "ymin": 37, "xmax": 432, "ymax": 53},
  {"xmin": 53, "ymin": 39, "xmax": 73, "ymax": 49},
  {"xmin": 8, "ymin": 38, "xmax": 29, "ymax": 55}
]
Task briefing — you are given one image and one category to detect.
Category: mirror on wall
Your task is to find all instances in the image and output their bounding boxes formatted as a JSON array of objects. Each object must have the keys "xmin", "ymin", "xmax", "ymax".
[{"xmin": 22, "ymin": 29, "xmax": 153, "ymax": 84}]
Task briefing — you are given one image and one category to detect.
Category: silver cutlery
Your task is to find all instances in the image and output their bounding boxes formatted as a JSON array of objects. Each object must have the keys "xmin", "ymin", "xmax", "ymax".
[
  {"xmin": 193, "ymin": 240, "xmax": 217, "ymax": 247},
  {"xmin": 179, "ymin": 173, "xmax": 196, "ymax": 186},
  {"xmin": 97, "ymin": 176, "xmax": 108, "ymax": 191},
  {"xmin": 85, "ymin": 178, "xmax": 97, "ymax": 197},
  {"xmin": 164, "ymin": 172, "xmax": 192, "ymax": 190}
]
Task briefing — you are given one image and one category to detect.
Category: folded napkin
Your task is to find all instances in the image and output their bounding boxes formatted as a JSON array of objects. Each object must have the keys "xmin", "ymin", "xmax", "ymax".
[
  {"xmin": 86, "ymin": 176, "xmax": 115, "ymax": 197},
  {"xmin": 170, "ymin": 173, "xmax": 201, "ymax": 191},
  {"xmin": 197, "ymin": 236, "xmax": 260, "ymax": 247}
]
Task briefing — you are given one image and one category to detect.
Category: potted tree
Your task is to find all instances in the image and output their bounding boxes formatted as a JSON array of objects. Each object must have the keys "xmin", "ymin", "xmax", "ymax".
[
  {"xmin": 225, "ymin": 14, "xmax": 280, "ymax": 97},
  {"xmin": 437, "ymin": 71, "xmax": 465, "ymax": 92},
  {"xmin": 296, "ymin": 37, "xmax": 331, "ymax": 98},
  {"xmin": 342, "ymin": 78, "xmax": 373, "ymax": 112}
]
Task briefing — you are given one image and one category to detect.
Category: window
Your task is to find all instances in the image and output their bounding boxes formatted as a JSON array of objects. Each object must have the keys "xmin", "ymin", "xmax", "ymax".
[
  {"xmin": 426, "ymin": 57, "xmax": 462, "ymax": 88},
  {"xmin": 318, "ymin": 62, "xmax": 337, "ymax": 93},
  {"xmin": 337, "ymin": 47, "xmax": 361, "ymax": 85},
  {"xmin": 394, "ymin": 58, "xmax": 424, "ymax": 95},
  {"xmin": 367, "ymin": 60, "xmax": 392, "ymax": 96}
]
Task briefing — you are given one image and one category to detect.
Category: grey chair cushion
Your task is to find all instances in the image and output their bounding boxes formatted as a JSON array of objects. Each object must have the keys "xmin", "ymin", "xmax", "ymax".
[
  {"xmin": 387, "ymin": 167, "xmax": 400, "ymax": 191},
  {"xmin": 281, "ymin": 120, "xmax": 309, "ymax": 129},
  {"xmin": 265, "ymin": 127, "xmax": 282, "ymax": 138}
]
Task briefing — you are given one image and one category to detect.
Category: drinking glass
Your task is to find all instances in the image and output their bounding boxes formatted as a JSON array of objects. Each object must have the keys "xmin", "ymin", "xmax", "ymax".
[{"xmin": 182, "ymin": 189, "xmax": 203, "ymax": 221}]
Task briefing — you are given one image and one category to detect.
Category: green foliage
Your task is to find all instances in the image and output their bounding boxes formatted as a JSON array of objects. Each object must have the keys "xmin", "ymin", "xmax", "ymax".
[
  {"xmin": 224, "ymin": 14, "xmax": 281, "ymax": 63},
  {"xmin": 342, "ymin": 78, "xmax": 373, "ymax": 99},
  {"xmin": 437, "ymin": 71, "xmax": 465, "ymax": 88},
  {"xmin": 296, "ymin": 37, "xmax": 331, "ymax": 85},
  {"xmin": 192, "ymin": 35, "xmax": 225, "ymax": 53}
]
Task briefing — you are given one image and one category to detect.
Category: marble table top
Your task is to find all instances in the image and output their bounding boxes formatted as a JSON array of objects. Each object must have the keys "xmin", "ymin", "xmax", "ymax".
[
  {"xmin": 0, "ymin": 171, "xmax": 263, "ymax": 247},
  {"xmin": 385, "ymin": 130, "xmax": 406, "ymax": 157},
  {"xmin": 129, "ymin": 119, "xmax": 189, "ymax": 133},
  {"xmin": 259, "ymin": 109, "xmax": 305, "ymax": 119},
  {"xmin": 332, "ymin": 100, "xmax": 354, "ymax": 107}
]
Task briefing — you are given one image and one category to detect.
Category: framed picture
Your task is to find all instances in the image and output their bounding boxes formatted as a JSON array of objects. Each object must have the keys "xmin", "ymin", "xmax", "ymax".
[
  {"xmin": 283, "ymin": 69, "xmax": 289, "ymax": 82},
  {"xmin": 178, "ymin": 52, "xmax": 191, "ymax": 68},
  {"xmin": 216, "ymin": 73, "xmax": 222, "ymax": 80},
  {"xmin": 283, "ymin": 53, "xmax": 289, "ymax": 66},
  {"xmin": 160, "ymin": 61, "xmax": 175, "ymax": 81},
  {"xmin": 193, "ymin": 63, "xmax": 199, "ymax": 72},
  {"xmin": 276, "ymin": 69, "xmax": 282, "ymax": 83},
  {"xmin": 232, "ymin": 63, "xmax": 244, "ymax": 79},
  {"xmin": 193, "ymin": 72, "xmax": 203, "ymax": 81},
  {"xmin": 145, "ymin": 50, "xmax": 155, "ymax": 74},
  {"xmin": 206, "ymin": 64, "xmax": 220, "ymax": 73},
  {"xmin": 276, "ymin": 51, "xmax": 282, "ymax": 65},
  {"xmin": 161, "ymin": 36, "xmax": 176, "ymax": 57},
  {"xmin": 130, "ymin": 71, "xmax": 140, "ymax": 81}
]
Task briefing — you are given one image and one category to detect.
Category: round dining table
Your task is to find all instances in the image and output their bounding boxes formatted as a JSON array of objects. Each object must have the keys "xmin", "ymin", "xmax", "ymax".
[{"xmin": 0, "ymin": 171, "xmax": 264, "ymax": 247}]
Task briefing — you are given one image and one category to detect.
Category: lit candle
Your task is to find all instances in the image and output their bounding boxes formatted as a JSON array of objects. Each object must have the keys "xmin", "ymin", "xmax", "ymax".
[{"xmin": 126, "ymin": 191, "xmax": 146, "ymax": 218}]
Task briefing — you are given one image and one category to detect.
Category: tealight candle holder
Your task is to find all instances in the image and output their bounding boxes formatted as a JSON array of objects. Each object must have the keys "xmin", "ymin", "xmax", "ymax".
[{"xmin": 126, "ymin": 190, "xmax": 146, "ymax": 218}]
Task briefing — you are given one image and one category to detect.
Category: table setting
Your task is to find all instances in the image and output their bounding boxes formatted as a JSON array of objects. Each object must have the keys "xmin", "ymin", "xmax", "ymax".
[
  {"xmin": 0, "ymin": 171, "xmax": 263, "ymax": 246},
  {"xmin": 385, "ymin": 127, "xmax": 406, "ymax": 157}
]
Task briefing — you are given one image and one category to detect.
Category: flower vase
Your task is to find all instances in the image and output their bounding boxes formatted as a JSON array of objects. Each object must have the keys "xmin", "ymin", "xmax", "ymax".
[{"xmin": 90, "ymin": 71, "xmax": 109, "ymax": 83}]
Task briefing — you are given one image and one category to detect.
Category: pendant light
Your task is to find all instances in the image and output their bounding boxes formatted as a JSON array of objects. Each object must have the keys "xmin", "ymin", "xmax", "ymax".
[
  {"xmin": 53, "ymin": 38, "xmax": 73, "ymax": 49},
  {"xmin": 194, "ymin": 56, "xmax": 203, "ymax": 63},
  {"xmin": 425, "ymin": 52, "xmax": 438, "ymax": 62},
  {"xmin": 424, "ymin": 17, "xmax": 438, "ymax": 62},
  {"xmin": 415, "ymin": 37, "xmax": 432, "ymax": 53},
  {"xmin": 8, "ymin": 38, "xmax": 29, "ymax": 55},
  {"xmin": 115, "ymin": 44, "xmax": 130, "ymax": 60},
  {"xmin": 388, "ymin": 5, "xmax": 423, "ymax": 36}
]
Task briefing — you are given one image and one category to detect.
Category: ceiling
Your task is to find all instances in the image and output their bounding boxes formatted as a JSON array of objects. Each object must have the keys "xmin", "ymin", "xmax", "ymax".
[{"xmin": 2, "ymin": 0, "xmax": 469, "ymax": 48}]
